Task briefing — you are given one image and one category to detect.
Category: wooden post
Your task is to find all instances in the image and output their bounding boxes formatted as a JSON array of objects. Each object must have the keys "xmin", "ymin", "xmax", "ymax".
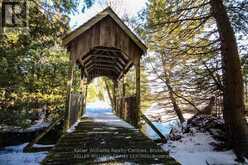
[
  {"xmin": 79, "ymin": 69, "xmax": 86, "ymax": 120},
  {"xmin": 113, "ymin": 80, "xmax": 118, "ymax": 114},
  {"xmin": 140, "ymin": 112, "xmax": 167, "ymax": 143},
  {"xmin": 84, "ymin": 82, "xmax": 88, "ymax": 111},
  {"xmin": 63, "ymin": 53, "xmax": 75, "ymax": 133},
  {"xmin": 135, "ymin": 59, "xmax": 141, "ymax": 127}
]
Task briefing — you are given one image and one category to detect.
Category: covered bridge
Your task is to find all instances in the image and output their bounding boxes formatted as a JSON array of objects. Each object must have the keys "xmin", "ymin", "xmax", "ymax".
[{"xmin": 63, "ymin": 7, "xmax": 147, "ymax": 130}]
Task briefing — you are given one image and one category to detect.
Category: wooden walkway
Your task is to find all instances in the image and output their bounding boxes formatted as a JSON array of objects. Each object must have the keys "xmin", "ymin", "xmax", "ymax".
[{"xmin": 42, "ymin": 115, "xmax": 179, "ymax": 164}]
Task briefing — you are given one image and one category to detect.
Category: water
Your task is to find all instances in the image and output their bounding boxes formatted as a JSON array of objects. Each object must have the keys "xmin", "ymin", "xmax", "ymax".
[{"xmin": 141, "ymin": 120, "xmax": 179, "ymax": 140}]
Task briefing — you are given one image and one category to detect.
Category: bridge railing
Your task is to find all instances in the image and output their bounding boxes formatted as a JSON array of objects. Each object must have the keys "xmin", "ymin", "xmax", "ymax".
[
  {"xmin": 68, "ymin": 93, "xmax": 84, "ymax": 128},
  {"xmin": 116, "ymin": 96, "xmax": 138, "ymax": 127}
]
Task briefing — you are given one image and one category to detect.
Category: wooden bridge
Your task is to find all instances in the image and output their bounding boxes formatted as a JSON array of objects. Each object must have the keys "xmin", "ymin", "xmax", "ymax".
[
  {"xmin": 39, "ymin": 7, "xmax": 179, "ymax": 164},
  {"xmin": 42, "ymin": 107, "xmax": 179, "ymax": 164}
]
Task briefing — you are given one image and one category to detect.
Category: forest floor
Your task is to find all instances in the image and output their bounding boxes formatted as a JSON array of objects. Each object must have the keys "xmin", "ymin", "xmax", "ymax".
[{"xmin": 145, "ymin": 103, "xmax": 248, "ymax": 165}]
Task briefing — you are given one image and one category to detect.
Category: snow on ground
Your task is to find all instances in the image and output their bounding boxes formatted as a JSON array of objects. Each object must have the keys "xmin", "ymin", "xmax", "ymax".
[
  {"xmin": 0, "ymin": 143, "xmax": 48, "ymax": 165},
  {"xmin": 25, "ymin": 122, "xmax": 50, "ymax": 132},
  {"xmin": 142, "ymin": 103, "xmax": 194, "ymax": 140},
  {"xmin": 0, "ymin": 113, "xmax": 50, "ymax": 133},
  {"xmin": 25, "ymin": 111, "xmax": 50, "ymax": 132},
  {"xmin": 161, "ymin": 131, "xmax": 245, "ymax": 165},
  {"xmin": 144, "ymin": 102, "xmax": 194, "ymax": 122},
  {"xmin": 0, "ymin": 122, "xmax": 50, "ymax": 133},
  {"xmin": 32, "ymin": 144, "xmax": 55, "ymax": 148},
  {"xmin": 145, "ymin": 104, "xmax": 248, "ymax": 165}
]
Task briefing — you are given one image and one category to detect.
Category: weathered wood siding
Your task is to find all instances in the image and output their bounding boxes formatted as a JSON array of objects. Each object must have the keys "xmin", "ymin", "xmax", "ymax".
[{"xmin": 69, "ymin": 16, "xmax": 142, "ymax": 66}]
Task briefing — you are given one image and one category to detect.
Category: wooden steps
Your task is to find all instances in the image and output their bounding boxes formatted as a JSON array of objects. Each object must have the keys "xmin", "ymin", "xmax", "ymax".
[{"xmin": 42, "ymin": 117, "xmax": 180, "ymax": 165}]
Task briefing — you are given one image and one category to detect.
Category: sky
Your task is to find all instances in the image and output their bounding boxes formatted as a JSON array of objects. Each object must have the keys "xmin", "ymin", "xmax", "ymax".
[{"xmin": 69, "ymin": 0, "xmax": 147, "ymax": 29}]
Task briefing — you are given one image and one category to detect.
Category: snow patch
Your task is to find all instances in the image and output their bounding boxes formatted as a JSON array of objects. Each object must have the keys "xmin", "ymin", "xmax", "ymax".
[
  {"xmin": 0, "ymin": 143, "xmax": 48, "ymax": 165},
  {"xmin": 25, "ymin": 122, "xmax": 50, "ymax": 132},
  {"xmin": 162, "ymin": 130, "xmax": 247, "ymax": 165},
  {"xmin": 32, "ymin": 144, "xmax": 54, "ymax": 148},
  {"xmin": 0, "ymin": 121, "xmax": 50, "ymax": 133}
]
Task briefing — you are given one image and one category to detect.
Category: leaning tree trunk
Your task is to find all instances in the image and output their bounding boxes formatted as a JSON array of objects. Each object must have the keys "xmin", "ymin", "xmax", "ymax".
[
  {"xmin": 210, "ymin": 0, "xmax": 248, "ymax": 158},
  {"xmin": 161, "ymin": 53, "xmax": 185, "ymax": 124},
  {"xmin": 165, "ymin": 75, "xmax": 185, "ymax": 124}
]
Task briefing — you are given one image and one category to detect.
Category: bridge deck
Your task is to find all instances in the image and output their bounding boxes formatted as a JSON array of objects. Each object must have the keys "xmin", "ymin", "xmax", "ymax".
[{"xmin": 42, "ymin": 108, "xmax": 179, "ymax": 165}]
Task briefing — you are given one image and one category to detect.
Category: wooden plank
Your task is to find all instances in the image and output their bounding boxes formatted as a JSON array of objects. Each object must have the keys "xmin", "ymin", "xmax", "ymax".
[
  {"xmin": 113, "ymin": 80, "xmax": 118, "ymax": 113},
  {"xmin": 62, "ymin": 11, "xmax": 107, "ymax": 46},
  {"xmin": 82, "ymin": 54, "xmax": 126, "ymax": 67},
  {"xmin": 86, "ymin": 63, "xmax": 119, "ymax": 71},
  {"xmin": 118, "ymin": 61, "xmax": 133, "ymax": 80},
  {"xmin": 23, "ymin": 115, "xmax": 64, "ymax": 153},
  {"xmin": 84, "ymin": 58, "xmax": 124, "ymax": 68},
  {"xmin": 79, "ymin": 71, "xmax": 85, "ymax": 118},
  {"xmin": 87, "ymin": 66, "xmax": 120, "ymax": 75},
  {"xmin": 42, "ymin": 117, "xmax": 178, "ymax": 165},
  {"xmin": 135, "ymin": 59, "xmax": 140, "ymax": 127},
  {"xmin": 140, "ymin": 113, "xmax": 167, "ymax": 143}
]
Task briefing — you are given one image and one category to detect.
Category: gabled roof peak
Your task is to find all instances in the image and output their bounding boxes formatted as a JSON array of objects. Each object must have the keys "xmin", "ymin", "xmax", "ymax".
[{"xmin": 62, "ymin": 7, "xmax": 147, "ymax": 52}]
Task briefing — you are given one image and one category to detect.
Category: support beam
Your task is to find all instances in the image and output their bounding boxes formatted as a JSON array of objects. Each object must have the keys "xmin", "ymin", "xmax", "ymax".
[
  {"xmin": 118, "ymin": 61, "xmax": 133, "ymax": 80},
  {"xmin": 82, "ymin": 51, "xmax": 127, "ymax": 68},
  {"xmin": 140, "ymin": 112, "xmax": 167, "ymax": 143},
  {"xmin": 63, "ymin": 53, "xmax": 75, "ymax": 132},
  {"xmin": 81, "ymin": 53, "xmax": 92, "ymax": 63},
  {"xmin": 78, "ymin": 59, "xmax": 88, "ymax": 76},
  {"xmin": 90, "ymin": 58, "xmax": 125, "ymax": 70},
  {"xmin": 86, "ymin": 63, "xmax": 122, "ymax": 73},
  {"xmin": 79, "ymin": 70, "xmax": 87, "ymax": 119},
  {"xmin": 85, "ymin": 58, "xmax": 125, "ymax": 70},
  {"xmin": 113, "ymin": 80, "xmax": 118, "ymax": 113},
  {"xmin": 84, "ymin": 82, "xmax": 88, "ymax": 112},
  {"xmin": 135, "ymin": 59, "xmax": 141, "ymax": 127}
]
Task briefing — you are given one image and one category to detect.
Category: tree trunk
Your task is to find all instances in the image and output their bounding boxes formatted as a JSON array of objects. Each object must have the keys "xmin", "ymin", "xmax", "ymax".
[
  {"xmin": 63, "ymin": 54, "xmax": 75, "ymax": 132},
  {"xmin": 245, "ymin": 76, "xmax": 248, "ymax": 104},
  {"xmin": 105, "ymin": 80, "xmax": 113, "ymax": 108},
  {"xmin": 161, "ymin": 53, "xmax": 185, "ymax": 124},
  {"xmin": 166, "ymin": 76, "xmax": 185, "ymax": 124},
  {"xmin": 210, "ymin": 0, "xmax": 248, "ymax": 158}
]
